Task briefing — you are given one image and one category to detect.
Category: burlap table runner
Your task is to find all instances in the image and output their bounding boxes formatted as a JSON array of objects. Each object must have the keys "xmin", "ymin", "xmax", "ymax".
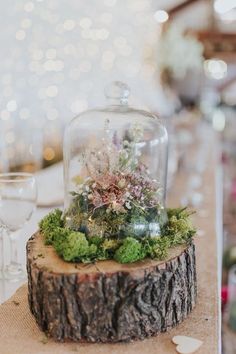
[{"xmin": 0, "ymin": 281, "xmax": 217, "ymax": 354}]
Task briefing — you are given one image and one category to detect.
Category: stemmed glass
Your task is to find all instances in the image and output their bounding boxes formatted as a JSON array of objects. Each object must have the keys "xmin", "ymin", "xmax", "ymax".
[{"xmin": 0, "ymin": 173, "xmax": 37, "ymax": 281}]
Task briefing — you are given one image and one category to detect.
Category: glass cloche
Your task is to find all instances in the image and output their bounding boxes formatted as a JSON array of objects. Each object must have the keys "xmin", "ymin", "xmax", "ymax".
[{"xmin": 63, "ymin": 81, "xmax": 168, "ymax": 239}]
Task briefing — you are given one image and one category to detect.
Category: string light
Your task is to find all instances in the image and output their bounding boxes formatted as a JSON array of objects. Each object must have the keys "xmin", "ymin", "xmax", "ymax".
[
  {"xmin": 79, "ymin": 17, "xmax": 92, "ymax": 29},
  {"xmin": 100, "ymin": 13, "xmax": 113, "ymax": 24},
  {"xmin": 103, "ymin": 0, "xmax": 116, "ymax": 7},
  {"xmin": 1, "ymin": 74, "xmax": 12, "ymax": 85},
  {"xmin": 21, "ymin": 18, "xmax": 32, "ymax": 29},
  {"xmin": 214, "ymin": 0, "xmax": 236, "ymax": 14},
  {"xmin": 63, "ymin": 19, "xmax": 76, "ymax": 31},
  {"xmin": 43, "ymin": 147, "xmax": 55, "ymax": 160},
  {"xmin": 15, "ymin": 30, "xmax": 26, "ymax": 40},
  {"xmin": 47, "ymin": 108, "xmax": 58, "ymax": 120},
  {"xmin": 0, "ymin": 0, "xmax": 161, "ymax": 170},
  {"xmin": 31, "ymin": 50, "xmax": 44, "ymax": 61},
  {"xmin": 24, "ymin": 2, "xmax": 34, "ymax": 12},
  {"xmin": 154, "ymin": 10, "xmax": 169, "ymax": 23},
  {"xmin": 46, "ymin": 85, "xmax": 58, "ymax": 97},
  {"xmin": 19, "ymin": 108, "xmax": 30, "ymax": 120},
  {"xmin": 3, "ymin": 86, "xmax": 13, "ymax": 97},
  {"xmin": 204, "ymin": 59, "xmax": 227, "ymax": 80},
  {"xmin": 79, "ymin": 61, "xmax": 92, "ymax": 73},
  {"xmin": 0, "ymin": 110, "xmax": 10, "ymax": 121},
  {"xmin": 6, "ymin": 100, "xmax": 17, "ymax": 112},
  {"xmin": 5, "ymin": 131, "xmax": 15, "ymax": 144},
  {"xmin": 70, "ymin": 99, "xmax": 88, "ymax": 114},
  {"xmin": 46, "ymin": 48, "xmax": 57, "ymax": 59}
]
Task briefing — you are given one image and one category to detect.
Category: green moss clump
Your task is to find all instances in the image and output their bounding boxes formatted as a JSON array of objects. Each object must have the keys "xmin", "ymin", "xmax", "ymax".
[
  {"xmin": 166, "ymin": 207, "xmax": 194, "ymax": 220},
  {"xmin": 54, "ymin": 229, "xmax": 97, "ymax": 262},
  {"xmin": 114, "ymin": 237, "xmax": 146, "ymax": 263},
  {"xmin": 143, "ymin": 236, "xmax": 170, "ymax": 260},
  {"xmin": 162, "ymin": 208, "xmax": 196, "ymax": 246},
  {"xmin": 89, "ymin": 236, "xmax": 103, "ymax": 246},
  {"xmin": 102, "ymin": 239, "xmax": 120, "ymax": 252},
  {"xmin": 39, "ymin": 209, "xmax": 64, "ymax": 245}
]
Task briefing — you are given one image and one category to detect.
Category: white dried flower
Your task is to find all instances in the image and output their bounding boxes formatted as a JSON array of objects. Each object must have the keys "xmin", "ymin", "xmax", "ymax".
[{"xmin": 125, "ymin": 201, "xmax": 131, "ymax": 209}]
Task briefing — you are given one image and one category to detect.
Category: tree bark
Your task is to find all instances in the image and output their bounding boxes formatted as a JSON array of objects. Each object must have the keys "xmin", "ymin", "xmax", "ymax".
[{"xmin": 27, "ymin": 232, "xmax": 197, "ymax": 343}]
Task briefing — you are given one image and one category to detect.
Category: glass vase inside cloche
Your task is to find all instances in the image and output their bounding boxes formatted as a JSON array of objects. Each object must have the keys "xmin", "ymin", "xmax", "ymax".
[{"xmin": 63, "ymin": 81, "xmax": 168, "ymax": 240}]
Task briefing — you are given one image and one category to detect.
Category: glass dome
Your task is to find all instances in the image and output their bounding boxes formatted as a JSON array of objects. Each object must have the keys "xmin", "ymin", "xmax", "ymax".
[{"xmin": 63, "ymin": 81, "xmax": 168, "ymax": 239}]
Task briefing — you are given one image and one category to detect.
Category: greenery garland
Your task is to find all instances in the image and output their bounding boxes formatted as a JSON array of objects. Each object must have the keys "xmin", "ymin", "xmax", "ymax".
[{"xmin": 39, "ymin": 207, "xmax": 196, "ymax": 264}]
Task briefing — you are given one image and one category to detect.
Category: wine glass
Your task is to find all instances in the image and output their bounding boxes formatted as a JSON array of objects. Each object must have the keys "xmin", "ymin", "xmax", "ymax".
[{"xmin": 0, "ymin": 173, "xmax": 37, "ymax": 280}]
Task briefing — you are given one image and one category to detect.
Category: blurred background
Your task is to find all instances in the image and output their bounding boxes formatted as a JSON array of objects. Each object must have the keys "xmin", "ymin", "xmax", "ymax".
[
  {"xmin": 0, "ymin": 0, "xmax": 235, "ymax": 171},
  {"xmin": 0, "ymin": 0, "xmax": 236, "ymax": 350}
]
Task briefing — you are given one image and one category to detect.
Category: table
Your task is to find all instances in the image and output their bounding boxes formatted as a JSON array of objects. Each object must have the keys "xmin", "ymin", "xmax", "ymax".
[
  {"xmin": 0, "ymin": 126, "xmax": 222, "ymax": 353},
  {"xmin": 166, "ymin": 127, "xmax": 222, "ymax": 354}
]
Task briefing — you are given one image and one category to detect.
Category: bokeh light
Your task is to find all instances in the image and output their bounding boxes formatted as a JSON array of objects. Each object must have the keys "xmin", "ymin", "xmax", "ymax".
[
  {"xmin": 154, "ymin": 10, "xmax": 169, "ymax": 23},
  {"xmin": 204, "ymin": 59, "xmax": 228, "ymax": 80}
]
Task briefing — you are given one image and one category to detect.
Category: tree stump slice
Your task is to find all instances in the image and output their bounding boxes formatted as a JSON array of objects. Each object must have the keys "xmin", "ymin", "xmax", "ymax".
[{"xmin": 26, "ymin": 232, "xmax": 197, "ymax": 343}]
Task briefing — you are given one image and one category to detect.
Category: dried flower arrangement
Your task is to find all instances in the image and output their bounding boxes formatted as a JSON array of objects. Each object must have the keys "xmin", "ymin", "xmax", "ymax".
[
  {"xmin": 65, "ymin": 122, "xmax": 165, "ymax": 239},
  {"xmin": 39, "ymin": 122, "xmax": 196, "ymax": 264}
]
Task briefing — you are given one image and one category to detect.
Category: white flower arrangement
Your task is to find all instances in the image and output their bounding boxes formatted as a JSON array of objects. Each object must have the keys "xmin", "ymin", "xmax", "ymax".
[{"xmin": 158, "ymin": 25, "xmax": 204, "ymax": 80}]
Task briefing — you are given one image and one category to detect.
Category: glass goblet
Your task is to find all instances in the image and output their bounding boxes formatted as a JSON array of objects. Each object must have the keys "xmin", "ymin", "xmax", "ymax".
[{"xmin": 0, "ymin": 173, "xmax": 37, "ymax": 281}]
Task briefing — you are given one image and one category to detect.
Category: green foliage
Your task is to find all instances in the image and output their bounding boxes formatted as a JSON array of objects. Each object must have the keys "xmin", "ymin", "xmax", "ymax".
[
  {"xmin": 39, "ymin": 207, "xmax": 196, "ymax": 264},
  {"xmin": 166, "ymin": 207, "xmax": 195, "ymax": 220},
  {"xmin": 162, "ymin": 207, "xmax": 196, "ymax": 246},
  {"xmin": 114, "ymin": 237, "xmax": 146, "ymax": 263},
  {"xmin": 92, "ymin": 208, "xmax": 126, "ymax": 237},
  {"xmin": 122, "ymin": 206, "xmax": 148, "ymax": 238},
  {"xmin": 142, "ymin": 236, "xmax": 170, "ymax": 260},
  {"xmin": 53, "ymin": 228, "xmax": 97, "ymax": 262},
  {"xmin": 96, "ymin": 238, "xmax": 121, "ymax": 261},
  {"xmin": 66, "ymin": 189, "xmax": 168, "ymax": 240},
  {"xmin": 89, "ymin": 236, "xmax": 103, "ymax": 246},
  {"xmin": 102, "ymin": 239, "xmax": 120, "ymax": 252},
  {"xmin": 39, "ymin": 209, "xmax": 64, "ymax": 245}
]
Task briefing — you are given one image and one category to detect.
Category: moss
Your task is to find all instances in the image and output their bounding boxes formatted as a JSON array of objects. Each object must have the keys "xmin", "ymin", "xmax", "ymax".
[
  {"xmin": 80, "ymin": 244, "xmax": 98, "ymax": 263},
  {"xmin": 142, "ymin": 236, "xmax": 170, "ymax": 260},
  {"xmin": 150, "ymin": 237, "xmax": 170, "ymax": 259},
  {"xmin": 114, "ymin": 238, "xmax": 146, "ymax": 263},
  {"xmin": 39, "ymin": 207, "xmax": 196, "ymax": 264},
  {"xmin": 39, "ymin": 209, "xmax": 64, "ymax": 245},
  {"xmin": 166, "ymin": 207, "xmax": 195, "ymax": 220},
  {"xmin": 122, "ymin": 217, "xmax": 148, "ymax": 238},
  {"xmin": 54, "ymin": 229, "xmax": 95, "ymax": 262},
  {"xmin": 102, "ymin": 239, "xmax": 120, "ymax": 251},
  {"xmin": 162, "ymin": 208, "xmax": 196, "ymax": 246},
  {"xmin": 89, "ymin": 236, "xmax": 103, "ymax": 246}
]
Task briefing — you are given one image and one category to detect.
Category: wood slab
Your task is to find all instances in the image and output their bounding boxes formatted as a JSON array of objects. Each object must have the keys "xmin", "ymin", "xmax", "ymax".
[{"xmin": 27, "ymin": 232, "xmax": 197, "ymax": 342}]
